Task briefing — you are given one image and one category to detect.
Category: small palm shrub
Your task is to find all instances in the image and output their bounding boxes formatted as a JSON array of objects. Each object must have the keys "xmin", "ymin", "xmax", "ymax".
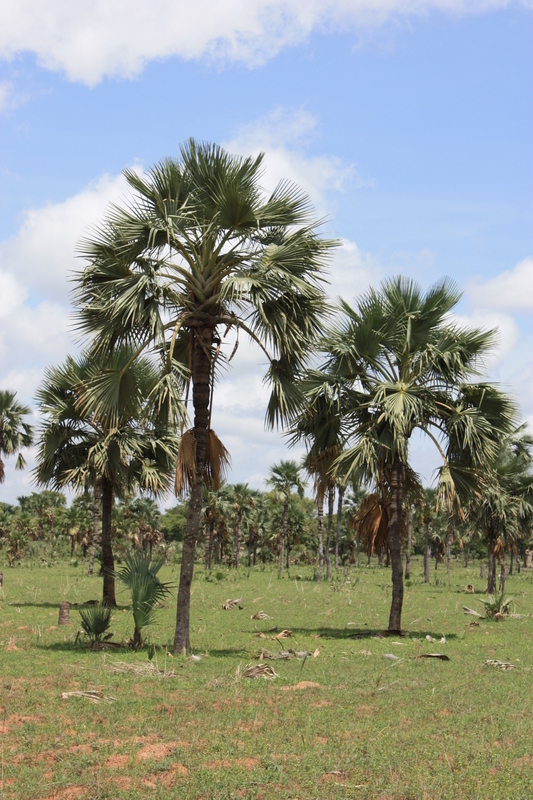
[
  {"xmin": 78, "ymin": 603, "xmax": 114, "ymax": 644},
  {"xmin": 116, "ymin": 552, "xmax": 173, "ymax": 648},
  {"xmin": 479, "ymin": 593, "xmax": 513, "ymax": 619}
]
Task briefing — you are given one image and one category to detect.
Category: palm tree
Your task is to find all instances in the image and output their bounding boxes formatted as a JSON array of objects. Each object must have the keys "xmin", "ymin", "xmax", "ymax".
[
  {"xmin": 227, "ymin": 483, "xmax": 254, "ymax": 569},
  {"xmin": 0, "ymin": 391, "xmax": 33, "ymax": 485},
  {"xmin": 290, "ymin": 376, "xmax": 345, "ymax": 580},
  {"xmin": 267, "ymin": 460, "xmax": 306, "ymax": 574},
  {"xmin": 115, "ymin": 551, "xmax": 173, "ymax": 648},
  {"xmin": 324, "ymin": 276, "xmax": 514, "ymax": 632},
  {"xmin": 75, "ymin": 140, "xmax": 332, "ymax": 651},
  {"xmin": 34, "ymin": 349, "xmax": 180, "ymax": 605},
  {"xmin": 471, "ymin": 424, "xmax": 533, "ymax": 594}
]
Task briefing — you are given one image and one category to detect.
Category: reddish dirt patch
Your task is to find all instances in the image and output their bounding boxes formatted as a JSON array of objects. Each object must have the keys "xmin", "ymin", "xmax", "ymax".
[
  {"xmin": 68, "ymin": 744, "xmax": 92, "ymax": 755},
  {"xmin": 280, "ymin": 681, "xmax": 321, "ymax": 691},
  {"xmin": 1, "ymin": 714, "xmax": 42, "ymax": 734},
  {"xmin": 438, "ymin": 708, "xmax": 452, "ymax": 717},
  {"xmin": 137, "ymin": 742, "xmax": 175, "ymax": 761},
  {"xmin": 106, "ymin": 754, "xmax": 129, "ymax": 768},
  {"xmin": 310, "ymin": 700, "xmax": 332, "ymax": 708},
  {"xmin": 17, "ymin": 625, "xmax": 31, "ymax": 631},
  {"xmin": 315, "ymin": 736, "xmax": 328, "ymax": 745},
  {"xmin": 36, "ymin": 751, "xmax": 57, "ymax": 764},
  {"xmin": 114, "ymin": 776, "xmax": 132, "ymax": 789},
  {"xmin": 513, "ymin": 755, "xmax": 533, "ymax": 769},
  {"xmin": 354, "ymin": 705, "xmax": 376, "ymax": 718},
  {"xmin": 46, "ymin": 626, "xmax": 58, "ymax": 632}
]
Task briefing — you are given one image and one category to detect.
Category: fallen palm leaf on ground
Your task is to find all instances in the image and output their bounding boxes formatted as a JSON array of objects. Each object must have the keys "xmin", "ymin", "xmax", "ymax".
[
  {"xmin": 420, "ymin": 654, "xmax": 450, "ymax": 661},
  {"xmin": 242, "ymin": 663, "xmax": 278, "ymax": 679},
  {"xmin": 61, "ymin": 690, "xmax": 116, "ymax": 704},
  {"xmin": 251, "ymin": 611, "xmax": 271, "ymax": 620},
  {"xmin": 222, "ymin": 598, "xmax": 243, "ymax": 610},
  {"xmin": 463, "ymin": 606, "xmax": 483, "ymax": 617},
  {"xmin": 107, "ymin": 660, "xmax": 176, "ymax": 678},
  {"xmin": 272, "ymin": 629, "xmax": 292, "ymax": 639},
  {"xmin": 483, "ymin": 659, "xmax": 515, "ymax": 670}
]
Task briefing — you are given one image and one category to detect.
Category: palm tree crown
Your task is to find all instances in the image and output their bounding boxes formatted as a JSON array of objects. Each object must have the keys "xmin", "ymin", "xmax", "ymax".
[{"xmin": 0, "ymin": 391, "xmax": 33, "ymax": 484}]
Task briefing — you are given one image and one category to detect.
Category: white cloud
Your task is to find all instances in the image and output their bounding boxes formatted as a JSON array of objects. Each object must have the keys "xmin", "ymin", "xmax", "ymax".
[
  {"xmin": 225, "ymin": 108, "xmax": 366, "ymax": 214},
  {"xmin": 0, "ymin": 172, "xmax": 133, "ymax": 303},
  {"xmin": 1, "ymin": 0, "xmax": 527, "ymax": 85},
  {"xmin": 467, "ymin": 257, "xmax": 533, "ymax": 311}
]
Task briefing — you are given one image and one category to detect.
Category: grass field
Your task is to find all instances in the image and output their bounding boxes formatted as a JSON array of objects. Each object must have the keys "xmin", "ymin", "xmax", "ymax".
[{"xmin": 1, "ymin": 557, "xmax": 533, "ymax": 800}]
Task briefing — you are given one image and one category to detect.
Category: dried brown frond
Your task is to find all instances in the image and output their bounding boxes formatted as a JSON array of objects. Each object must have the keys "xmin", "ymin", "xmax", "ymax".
[
  {"xmin": 205, "ymin": 429, "xmax": 231, "ymax": 490},
  {"xmin": 494, "ymin": 537, "xmax": 505, "ymax": 558},
  {"xmin": 355, "ymin": 493, "xmax": 390, "ymax": 556},
  {"xmin": 175, "ymin": 429, "xmax": 196, "ymax": 497},
  {"xmin": 242, "ymin": 663, "xmax": 278, "ymax": 679}
]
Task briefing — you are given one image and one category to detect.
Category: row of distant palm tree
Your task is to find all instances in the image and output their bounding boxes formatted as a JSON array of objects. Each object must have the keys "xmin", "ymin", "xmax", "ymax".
[{"xmin": 4, "ymin": 138, "xmax": 533, "ymax": 647}]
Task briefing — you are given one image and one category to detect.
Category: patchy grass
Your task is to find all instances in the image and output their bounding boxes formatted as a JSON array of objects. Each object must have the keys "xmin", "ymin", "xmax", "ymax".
[{"xmin": 1, "ymin": 558, "xmax": 533, "ymax": 799}]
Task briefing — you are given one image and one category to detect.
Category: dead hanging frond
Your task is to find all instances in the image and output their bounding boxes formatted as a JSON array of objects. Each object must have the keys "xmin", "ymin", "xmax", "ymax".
[
  {"xmin": 205, "ymin": 429, "xmax": 230, "ymax": 491},
  {"xmin": 175, "ymin": 429, "xmax": 197, "ymax": 496},
  {"xmin": 436, "ymin": 465, "xmax": 465, "ymax": 521},
  {"xmin": 494, "ymin": 537, "xmax": 506, "ymax": 558},
  {"xmin": 355, "ymin": 493, "xmax": 390, "ymax": 556},
  {"xmin": 307, "ymin": 445, "xmax": 338, "ymax": 503},
  {"xmin": 175, "ymin": 428, "xmax": 230, "ymax": 497}
]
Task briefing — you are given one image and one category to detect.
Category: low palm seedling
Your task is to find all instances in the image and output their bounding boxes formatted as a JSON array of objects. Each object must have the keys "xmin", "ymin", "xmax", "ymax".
[
  {"xmin": 78, "ymin": 603, "xmax": 114, "ymax": 644},
  {"xmin": 479, "ymin": 592, "xmax": 513, "ymax": 619},
  {"xmin": 115, "ymin": 551, "xmax": 173, "ymax": 648}
]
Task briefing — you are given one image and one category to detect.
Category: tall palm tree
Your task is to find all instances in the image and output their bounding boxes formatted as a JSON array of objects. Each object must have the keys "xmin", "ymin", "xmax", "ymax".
[
  {"xmin": 0, "ymin": 391, "xmax": 33, "ymax": 485},
  {"xmin": 471, "ymin": 424, "xmax": 533, "ymax": 594},
  {"xmin": 34, "ymin": 349, "xmax": 180, "ymax": 605},
  {"xmin": 290, "ymin": 377, "xmax": 344, "ymax": 580},
  {"xmin": 227, "ymin": 483, "xmax": 254, "ymax": 569},
  {"xmin": 75, "ymin": 140, "xmax": 333, "ymax": 651},
  {"xmin": 267, "ymin": 460, "xmax": 306, "ymax": 574},
  {"xmin": 323, "ymin": 276, "xmax": 514, "ymax": 632}
]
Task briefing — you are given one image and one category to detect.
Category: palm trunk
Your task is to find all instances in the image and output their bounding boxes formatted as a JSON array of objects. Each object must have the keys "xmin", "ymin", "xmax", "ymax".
[
  {"xmin": 499, "ymin": 553, "xmax": 506, "ymax": 594},
  {"xmin": 279, "ymin": 498, "xmax": 289, "ymax": 574},
  {"xmin": 509, "ymin": 549, "xmax": 513, "ymax": 576},
  {"xmin": 335, "ymin": 487, "xmax": 344, "ymax": 572},
  {"xmin": 204, "ymin": 521, "xmax": 212, "ymax": 569},
  {"xmin": 388, "ymin": 459, "xmax": 405, "ymax": 632},
  {"xmin": 378, "ymin": 543, "xmax": 385, "ymax": 569},
  {"xmin": 446, "ymin": 524, "xmax": 453, "ymax": 576},
  {"xmin": 70, "ymin": 536, "xmax": 75, "ymax": 558},
  {"xmin": 464, "ymin": 544, "xmax": 469, "ymax": 568},
  {"xmin": 316, "ymin": 496, "xmax": 324, "ymax": 581},
  {"xmin": 286, "ymin": 533, "xmax": 290, "ymax": 570},
  {"xmin": 173, "ymin": 327, "xmax": 212, "ymax": 654},
  {"xmin": 213, "ymin": 534, "xmax": 220, "ymax": 565},
  {"xmin": 424, "ymin": 518, "xmax": 430, "ymax": 583},
  {"xmin": 101, "ymin": 475, "xmax": 115, "ymax": 606},
  {"xmin": 233, "ymin": 512, "xmax": 242, "ymax": 569},
  {"xmin": 247, "ymin": 525, "xmax": 252, "ymax": 567},
  {"xmin": 356, "ymin": 531, "xmax": 360, "ymax": 568},
  {"xmin": 87, "ymin": 479, "xmax": 100, "ymax": 577},
  {"xmin": 324, "ymin": 484, "xmax": 334, "ymax": 580},
  {"xmin": 404, "ymin": 505, "xmax": 413, "ymax": 580},
  {"xmin": 487, "ymin": 527, "xmax": 497, "ymax": 594}
]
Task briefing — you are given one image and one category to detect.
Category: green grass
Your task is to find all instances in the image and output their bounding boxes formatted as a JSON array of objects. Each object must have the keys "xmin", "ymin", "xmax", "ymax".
[{"xmin": 1, "ymin": 557, "xmax": 533, "ymax": 799}]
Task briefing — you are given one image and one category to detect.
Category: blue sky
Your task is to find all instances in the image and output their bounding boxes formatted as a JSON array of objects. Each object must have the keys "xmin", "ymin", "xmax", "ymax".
[{"xmin": 1, "ymin": 1, "xmax": 532, "ymax": 504}]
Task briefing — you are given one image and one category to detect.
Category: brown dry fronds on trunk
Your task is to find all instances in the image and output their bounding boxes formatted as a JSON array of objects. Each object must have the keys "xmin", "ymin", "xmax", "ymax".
[
  {"xmin": 355, "ymin": 493, "xmax": 390, "ymax": 556},
  {"xmin": 175, "ymin": 428, "xmax": 230, "ymax": 496}
]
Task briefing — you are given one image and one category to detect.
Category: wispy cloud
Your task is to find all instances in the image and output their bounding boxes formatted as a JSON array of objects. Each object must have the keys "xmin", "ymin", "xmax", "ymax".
[{"xmin": 1, "ymin": 1, "xmax": 529, "ymax": 85}]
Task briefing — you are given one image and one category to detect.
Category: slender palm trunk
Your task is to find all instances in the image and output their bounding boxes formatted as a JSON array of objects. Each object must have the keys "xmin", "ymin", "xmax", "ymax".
[
  {"xmin": 509, "ymin": 549, "xmax": 514, "ymax": 576},
  {"xmin": 356, "ymin": 532, "xmax": 360, "ymax": 567},
  {"xmin": 204, "ymin": 521, "xmax": 212, "ymax": 570},
  {"xmin": 316, "ymin": 496, "xmax": 324, "ymax": 581},
  {"xmin": 324, "ymin": 484, "xmax": 334, "ymax": 580},
  {"xmin": 388, "ymin": 460, "xmax": 405, "ymax": 632},
  {"xmin": 213, "ymin": 534, "xmax": 220, "ymax": 565},
  {"xmin": 404, "ymin": 505, "xmax": 413, "ymax": 580},
  {"xmin": 101, "ymin": 476, "xmax": 115, "ymax": 606},
  {"xmin": 464, "ymin": 544, "xmax": 469, "ymax": 568},
  {"xmin": 233, "ymin": 512, "xmax": 242, "ymax": 569},
  {"xmin": 424, "ymin": 518, "xmax": 430, "ymax": 583},
  {"xmin": 487, "ymin": 527, "xmax": 497, "ymax": 594},
  {"xmin": 279, "ymin": 499, "xmax": 289, "ymax": 574},
  {"xmin": 446, "ymin": 524, "xmax": 453, "ymax": 576},
  {"xmin": 174, "ymin": 327, "xmax": 212, "ymax": 654},
  {"xmin": 499, "ymin": 553, "xmax": 506, "ymax": 594},
  {"xmin": 70, "ymin": 536, "xmax": 75, "ymax": 558},
  {"xmin": 88, "ymin": 480, "xmax": 100, "ymax": 577},
  {"xmin": 378, "ymin": 543, "xmax": 385, "ymax": 569},
  {"xmin": 335, "ymin": 487, "xmax": 344, "ymax": 572}
]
